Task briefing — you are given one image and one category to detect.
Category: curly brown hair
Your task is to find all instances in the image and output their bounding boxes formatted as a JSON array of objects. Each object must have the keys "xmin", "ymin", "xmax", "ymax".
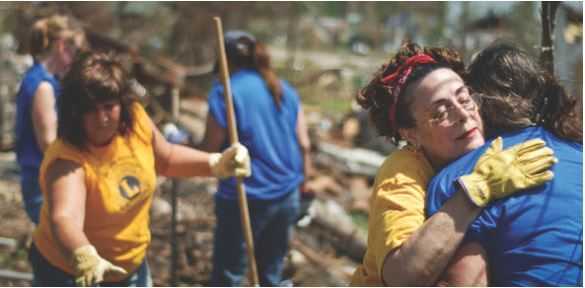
[
  {"xmin": 58, "ymin": 51, "xmax": 136, "ymax": 150},
  {"xmin": 356, "ymin": 42, "xmax": 466, "ymax": 144},
  {"xmin": 467, "ymin": 41, "xmax": 582, "ymax": 142}
]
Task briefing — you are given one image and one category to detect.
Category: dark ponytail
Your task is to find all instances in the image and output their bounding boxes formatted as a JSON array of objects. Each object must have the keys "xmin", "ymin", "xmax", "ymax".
[
  {"xmin": 253, "ymin": 42, "xmax": 283, "ymax": 110},
  {"xmin": 224, "ymin": 31, "xmax": 283, "ymax": 111}
]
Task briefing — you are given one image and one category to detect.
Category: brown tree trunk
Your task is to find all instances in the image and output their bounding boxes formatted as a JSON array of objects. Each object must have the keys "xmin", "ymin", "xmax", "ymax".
[{"xmin": 540, "ymin": 1, "xmax": 561, "ymax": 74}]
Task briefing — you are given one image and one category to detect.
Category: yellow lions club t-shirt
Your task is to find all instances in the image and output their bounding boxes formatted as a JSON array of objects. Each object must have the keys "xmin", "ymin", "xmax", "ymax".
[
  {"xmin": 350, "ymin": 145, "xmax": 434, "ymax": 286},
  {"xmin": 34, "ymin": 102, "xmax": 156, "ymax": 281}
]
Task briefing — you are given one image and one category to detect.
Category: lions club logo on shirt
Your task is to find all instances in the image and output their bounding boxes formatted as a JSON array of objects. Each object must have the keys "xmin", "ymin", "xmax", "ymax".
[
  {"xmin": 119, "ymin": 175, "xmax": 142, "ymax": 200},
  {"xmin": 107, "ymin": 158, "xmax": 153, "ymax": 210}
]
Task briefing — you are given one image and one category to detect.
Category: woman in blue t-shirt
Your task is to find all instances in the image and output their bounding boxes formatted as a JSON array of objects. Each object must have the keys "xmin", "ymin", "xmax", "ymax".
[
  {"xmin": 427, "ymin": 42, "xmax": 582, "ymax": 286},
  {"xmin": 198, "ymin": 30, "xmax": 312, "ymax": 286},
  {"xmin": 15, "ymin": 15, "xmax": 85, "ymax": 224}
]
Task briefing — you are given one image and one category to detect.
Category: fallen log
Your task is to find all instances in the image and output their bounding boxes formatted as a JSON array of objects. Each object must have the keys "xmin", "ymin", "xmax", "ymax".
[
  {"xmin": 290, "ymin": 237, "xmax": 354, "ymax": 286},
  {"xmin": 309, "ymin": 199, "xmax": 367, "ymax": 262},
  {"xmin": 317, "ymin": 142, "xmax": 385, "ymax": 177},
  {"xmin": 0, "ymin": 237, "xmax": 16, "ymax": 248},
  {"xmin": 0, "ymin": 269, "xmax": 32, "ymax": 282}
]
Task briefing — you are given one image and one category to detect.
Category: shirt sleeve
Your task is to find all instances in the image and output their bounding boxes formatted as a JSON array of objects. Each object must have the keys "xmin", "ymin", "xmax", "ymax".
[
  {"xmin": 207, "ymin": 81, "xmax": 227, "ymax": 129},
  {"xmin": 372, "ymin": 180, "xmax": 426, "ymax": 262},
  {"xmin": 370, "ymin": 151, "xmax": 432, "ymax": 276},
  {"xmin": 130, "ymin": 102, "xmax": 154, "ymax": 144},
  {"xmin": 281, "ymin": 80, "xmax": 300, "ymax": 105}
]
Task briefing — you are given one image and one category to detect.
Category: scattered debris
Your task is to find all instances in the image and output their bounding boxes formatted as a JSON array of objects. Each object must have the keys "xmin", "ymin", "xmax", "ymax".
[{"xmin": 0, "ymin": 25, "xmax": 393, "ymax": 288}]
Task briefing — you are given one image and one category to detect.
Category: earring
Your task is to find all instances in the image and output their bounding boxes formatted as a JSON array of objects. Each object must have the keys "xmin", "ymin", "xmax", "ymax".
[{"xmin": 406, "ymin": 138, "xmax": 420, "ymax": 149}]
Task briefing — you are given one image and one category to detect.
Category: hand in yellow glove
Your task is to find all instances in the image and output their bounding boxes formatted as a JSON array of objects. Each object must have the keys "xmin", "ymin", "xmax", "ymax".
[
  {"xmin": 209, "ymin": 142, "xmax": 251, "ymax": 179},
  {"xmin": 458, "ymin": 137, "xmax": 556, "ymax": 207},
  {"xmin": 71, "ymin": 245, "xmax": 127, "ymax": 287}
]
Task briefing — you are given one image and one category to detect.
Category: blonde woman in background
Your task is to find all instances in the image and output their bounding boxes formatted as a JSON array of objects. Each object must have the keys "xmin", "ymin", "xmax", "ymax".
[{"xmin": 15, "ymin": 15, "xmax": 86, "ymax": 224}]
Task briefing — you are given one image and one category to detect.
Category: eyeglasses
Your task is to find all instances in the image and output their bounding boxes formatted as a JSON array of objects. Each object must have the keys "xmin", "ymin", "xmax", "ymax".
[{"xmin": 427, "ymin": 93, "xmax": 481, "ymax": 127}]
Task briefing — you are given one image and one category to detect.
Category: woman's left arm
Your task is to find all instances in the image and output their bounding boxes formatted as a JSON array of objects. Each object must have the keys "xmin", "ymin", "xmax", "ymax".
[
  {"xmin": 296, "ymin": 106, "xmax": 313, "ymax": 187},
  {"xmin": 149, "ymin": 118, "xmax": 213, "ymax": 178},
  {"xmin": 150, "ymin": 116, "xmax": 249, "ymax": 179}
]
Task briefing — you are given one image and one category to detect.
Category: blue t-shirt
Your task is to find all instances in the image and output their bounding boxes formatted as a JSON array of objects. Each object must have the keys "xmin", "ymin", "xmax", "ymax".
[
  {"xmin": 207, "ymin": 69, "xmax": 303, "ymax": 201},
  {"xmin": 426, "ymin": 126, "xmax": 583, "ymax": 286},
  {"xmin": 15, "ymin": 62, "xmax": 60, "ymax": 177}
]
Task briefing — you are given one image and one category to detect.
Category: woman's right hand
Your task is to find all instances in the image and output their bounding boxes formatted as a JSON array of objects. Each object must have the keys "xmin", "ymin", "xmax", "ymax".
[
  {"xmin": 71, "ymin": 245, "xmax": 127, "ymax": 286},
  {"xmin": 458, "ymin": 137, "xmax": 556, "ymax": 207}
]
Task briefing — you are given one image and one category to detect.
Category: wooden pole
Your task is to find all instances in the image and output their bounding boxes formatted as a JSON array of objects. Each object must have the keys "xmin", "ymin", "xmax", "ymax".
[
  {"xmin": 170, "ymin": 86, "xmax": 180, "ymax": 286},
  {"xmin": 213, "ymin": 16, "xmax": 260, "ymax": 286}
]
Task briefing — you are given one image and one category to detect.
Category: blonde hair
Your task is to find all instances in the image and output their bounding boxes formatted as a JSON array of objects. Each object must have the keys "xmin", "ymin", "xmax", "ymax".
[{"xmin": 30, "ymin": 15, "xmax": 84, "ymax": 59}]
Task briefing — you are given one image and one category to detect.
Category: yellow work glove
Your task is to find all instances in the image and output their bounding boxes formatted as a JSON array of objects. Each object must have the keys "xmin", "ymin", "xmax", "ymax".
[
  {"xmin": 71, "ymin": 245, "xmax": 127, "ymax": 287},
  {"xmin": 209, "ymin": 142, "xmax": 251, "ymax": 179},
  {"xmin": 458, "ymin": 137, "xmax": 556, "ymax": 207}
]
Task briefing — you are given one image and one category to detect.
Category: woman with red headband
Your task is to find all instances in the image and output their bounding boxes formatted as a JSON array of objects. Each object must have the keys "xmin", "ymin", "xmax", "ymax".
[{"xmin": 349, "ymin": 42, "xmax": 557, "ymax": 286}]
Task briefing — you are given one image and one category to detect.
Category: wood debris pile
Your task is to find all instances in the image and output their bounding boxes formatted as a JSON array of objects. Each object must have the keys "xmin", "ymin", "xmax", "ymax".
[{"xmin": 0, "ymin": 28, "xmax": 397, "ymax": 286}]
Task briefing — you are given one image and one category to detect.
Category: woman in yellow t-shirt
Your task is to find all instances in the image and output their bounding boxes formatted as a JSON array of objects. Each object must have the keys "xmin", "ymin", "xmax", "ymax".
[
  {"xmin": 349, "ymin": 42, "xmax": 556, "ymax": 286},
  {"xmin": 30, "ymin": 51, "xmax": 251, "ymax": 287}
]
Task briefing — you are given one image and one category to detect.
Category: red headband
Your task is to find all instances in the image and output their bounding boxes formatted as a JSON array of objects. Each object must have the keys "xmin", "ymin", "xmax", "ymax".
[{"xmin": 381, "ymin": 54, "xmax": 436, "ymax": 133}]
